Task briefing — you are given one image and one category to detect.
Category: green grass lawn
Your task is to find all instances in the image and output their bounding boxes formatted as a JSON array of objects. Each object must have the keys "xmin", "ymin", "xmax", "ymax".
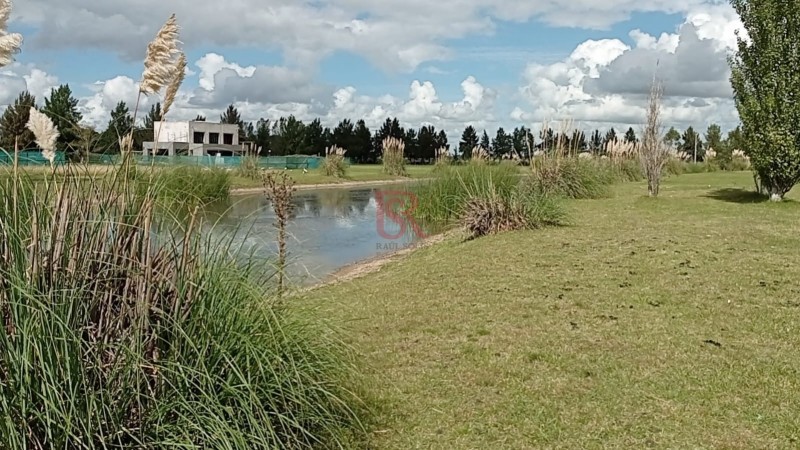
[
  {"xmin": 230, "ymin": 164, "xmax": 435, "ymax": 189},
  {"xmin": 303, "ymin": 171, "xmax": 800, "ymax": 449}
]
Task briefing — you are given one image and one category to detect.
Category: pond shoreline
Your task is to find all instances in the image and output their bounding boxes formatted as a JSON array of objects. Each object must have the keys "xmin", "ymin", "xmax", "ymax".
[
  {"xmin": 231, "ymin": 178, "xmax": 424, "ymax": 195},
  {"xmin": 299, "ymin": 229, "xmax": 457, "ymax": 292}
]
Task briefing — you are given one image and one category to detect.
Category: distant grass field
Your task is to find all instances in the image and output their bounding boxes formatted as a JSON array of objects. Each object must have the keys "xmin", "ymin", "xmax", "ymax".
[
  {"xmin": 230, "ymin": 164, "xmax": 435, "ymax": 189},
  {"xmin": 303, "ymin": 171, "xmax": 800, "ymax": 449}
]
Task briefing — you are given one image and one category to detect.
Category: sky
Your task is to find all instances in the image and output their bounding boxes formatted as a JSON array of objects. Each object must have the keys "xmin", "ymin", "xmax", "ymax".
[{"xmin": 2, "ymin": 0, "xmax": 744, "ymax": 141}]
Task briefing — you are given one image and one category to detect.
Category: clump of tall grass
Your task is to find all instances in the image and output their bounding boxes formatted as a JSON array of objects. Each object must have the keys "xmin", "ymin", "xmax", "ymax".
[
  {"xmin": 470, "ymin": 145, "xmax": 491, "ymax": 165},
  {"xmin": 143, "ymin": 165, "xmax": 231, "ymax": 206},
  {"xmin": 0, "ymin": 164, "xmax": 364, "ymax": 448},
  {"xmin": 528, "ymin": 156, "xmax": 618, "ymax": 199},
  {"xmin": 414, "ymin": 164, "xmax": 521, "ymax": 224},
  {"xmin": 321, "ymin": 145, "xmax": 348, "ymax": 178},
  {"xmin": 461, "ymin": 187, "xmax": 563, "ymax": 239},
  {"xmin": 382, "ymin": 137, "xmax": 407, "ymax": 176},
  {"xmin": 237, "ymin": 153, "xmax": 262, "ymax": 180},
  {"xmin": 433, "ymin": 146, "xmax": 452, "ymax": 172}
]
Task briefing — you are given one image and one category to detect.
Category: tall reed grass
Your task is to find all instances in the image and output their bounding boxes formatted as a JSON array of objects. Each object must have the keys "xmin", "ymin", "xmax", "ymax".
[
  {"xmin": 413, "ymin": 164, "xmax": 564, "ymax": 238},
  {"xmin": 0, "ymin": 165, "xmax": 365, "ymax": 448}
]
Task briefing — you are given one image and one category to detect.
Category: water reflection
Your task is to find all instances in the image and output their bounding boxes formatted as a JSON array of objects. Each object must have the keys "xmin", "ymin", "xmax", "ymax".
[{"xmin": 203, "ymin": 185, "xmax": 423, "ymax": 285}]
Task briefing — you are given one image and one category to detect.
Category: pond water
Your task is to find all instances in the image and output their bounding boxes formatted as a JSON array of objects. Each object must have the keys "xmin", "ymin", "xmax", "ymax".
[{"xmin": 203, "ymin": 184, "xmax": 428, "ymax": 285}]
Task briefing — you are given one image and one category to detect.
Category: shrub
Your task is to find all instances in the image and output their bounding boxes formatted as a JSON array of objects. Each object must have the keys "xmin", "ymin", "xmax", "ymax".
[
  {"xmin": 527, "ymin": 157, "xmax": 616, "ymax": 199},
  {"xmin": 461, "ymin": 188, "xmax": 564, "ymax": 239},
  {"xmin": 237, "ymin": 154, "xmax": 262, "ymax": 180},
  {"xmin": 320, "ymin": 145, "xmax": 348, "ymax": 178},
  {"xmin": 413, "ymin": 163, "xmax": 521, "ymax": 224},
  {"xmin": 146, "ymin": 165, "xmax": 231, "ymax": 205},
  {"xmin": 0, "ymin": 167, "xmax": 364, "ymax": 448},
  {"xmin": 382, "ymin": 137, "xmax": 407, "ymax": 176}
]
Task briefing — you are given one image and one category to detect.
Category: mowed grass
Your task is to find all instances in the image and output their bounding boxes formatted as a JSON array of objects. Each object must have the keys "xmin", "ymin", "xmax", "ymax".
[
  {"xmin": 230, "ymin": 164, "xmax": 435, "ymax": 188},
  {"xmin": 303, "ymin": 171, "xmax": 800, "ymax": 449}
]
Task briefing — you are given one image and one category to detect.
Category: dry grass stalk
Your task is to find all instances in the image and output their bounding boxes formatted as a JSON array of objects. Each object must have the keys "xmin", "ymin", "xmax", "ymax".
[
  {"xmin": 471, "ymin": 145, "xmax": 490, "ymax": 162},
  {"xmin": 639, "ymin": 76, "xmax": 670, "ymax": 197},
  {"xmin": 321, "ymin": 145, "xmax": 348, "ymax": 178},
  {"xmin": 262, "ymin": 171, "xmax": 296, "ymax": 298},
  {"xmin": 0, "ymin": 0, "xmax": 22, "ymax": 68},
  {"xmin": 606, "ymin": 139, "xmax": 637, "ymax": 160},
  {"xmin": 25, "ymin": 107, "xmax": 59, "ymax": 167},
  {"xmin": 461, "ymin": 195, "xmax": 527, "ymax": 239}
]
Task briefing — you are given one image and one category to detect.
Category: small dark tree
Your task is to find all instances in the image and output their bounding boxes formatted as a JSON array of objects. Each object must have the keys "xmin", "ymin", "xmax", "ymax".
[
  {"xmin": 352, "ymin": 120, "xmax": 373, "ymax": 163},
  {"xmin": 705, "ymin": 124, "xmax": 723, "ymax": 162},
  {"xmin": 491, "ymin": 127, "xmax": 513, "ymax": 158},
  {"xmin": 681, "ymin": 126, "xmax": 703, "ymax": 162},
  {"xmin": 664, "ymin": 126, "xmax": 681, "ymax": 149},
  {"xmin": 42, "ymin": 84, "xmax": 82, "ymax": 151},
  {"xmin": 459, "ymin": 125, "xmax": 479, "ymax": 159},
  {"xmin": 99, "ymin": 101, "xmax": 134, "ymax": 154},
  {"xmin": 0, "ymin": 91, "xmax": 36, "ymax": 150},
  {"xmin": 480, "ymin": 130, "xmax": 491, "ymax": 152},
  {"xmin": 624, "ymin": 127, "xmax": 637, "ymax": 144}
]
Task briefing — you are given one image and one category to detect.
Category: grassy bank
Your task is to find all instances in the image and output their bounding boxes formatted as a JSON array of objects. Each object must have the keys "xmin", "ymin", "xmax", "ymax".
[
  {"xmin": 304, "ymin": 171, "xmax": 800, "ymax": 449},
  {"xmin": 0, "ymin": 167, "xmax": 365, "ymax": 448},
  {"xmin": 230, "ymin": 164, "xmax": 435, "ymax": 189}
]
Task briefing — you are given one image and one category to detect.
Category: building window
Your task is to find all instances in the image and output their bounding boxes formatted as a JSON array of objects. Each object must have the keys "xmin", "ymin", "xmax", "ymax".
[
  {"xmin": 193, "ymin": 132, "xmax": 204, "ymax": 144},
  {"xmin": 209, "ymin": 132, "xmax": 219, "ymax": 144},
  {"xmin": 223, "ymin": 133, "xmax": 234, "ymax": 145}
]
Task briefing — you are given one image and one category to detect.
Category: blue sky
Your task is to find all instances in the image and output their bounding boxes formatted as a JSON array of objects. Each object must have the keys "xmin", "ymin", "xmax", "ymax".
[{"xmin": 5, "ymin": 0, "xmax": 742, "ymax": 136}]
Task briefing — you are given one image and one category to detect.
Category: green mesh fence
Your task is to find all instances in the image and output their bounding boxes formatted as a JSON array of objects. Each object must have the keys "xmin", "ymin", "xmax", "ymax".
[
  {"xmin": 84, "ymin": 154, "xmax": 325, "ymax": 169},
  {"xmin": 0, "ymin": 149, "xmax": 67, "ymax": 166}
]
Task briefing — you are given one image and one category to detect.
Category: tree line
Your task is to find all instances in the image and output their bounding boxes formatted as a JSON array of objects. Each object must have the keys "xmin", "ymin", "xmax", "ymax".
[{"xmin": 0, "ymin": 87, "xmax": 743, "ymax": 164}]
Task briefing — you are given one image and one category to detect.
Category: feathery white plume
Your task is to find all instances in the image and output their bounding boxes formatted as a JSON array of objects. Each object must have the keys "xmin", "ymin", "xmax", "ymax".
[
  {"xmin": 140, "ymin": 14, "xmax": 180, "ymax": 95},
  {"xmin": 162, "ymin": 52, "xmax": 186, "ymax": 117},
  {"xmin": 0, "ymin": 0, "xmax": 22, "ymax": 68},
  {"xmin": 26, "ymin": 107, "xmax": 60, "ymax": 165}
]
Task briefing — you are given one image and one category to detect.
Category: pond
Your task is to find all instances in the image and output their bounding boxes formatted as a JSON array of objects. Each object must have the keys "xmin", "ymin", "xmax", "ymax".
[{"xmin": 203, "ymin": 184, "xmax": 429, "ymax": 285}]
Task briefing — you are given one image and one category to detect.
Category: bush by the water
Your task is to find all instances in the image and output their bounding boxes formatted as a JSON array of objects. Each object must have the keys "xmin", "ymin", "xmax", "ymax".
[
  {"xmin": 237, "ymin": 154, "xmax": 263, "ymax": 180},
  {"xmin": 527, "ymin": 157, "xmax": 620, "ymax": 199},
  {"xmin": 321, "ymin": 145, "xmax": 349, "ymax": 178},
  {"xmin": 413, "ymin": 164, "xmax": 564, "ymax": 238},
  {"xmin": 144, "ymin": 165, "xmax": 232, "ymax": 205},
  {"xmin": 382, "ymin": 137, "xmax": 407, "ymax": 176},
  {"xmin": 0, "ymin": 167, "xmax": 364, "ymax": 448}
]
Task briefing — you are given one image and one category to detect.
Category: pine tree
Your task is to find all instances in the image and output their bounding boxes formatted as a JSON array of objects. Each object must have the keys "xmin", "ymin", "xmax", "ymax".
[
  {"xmin": 254, "ymin": 118, "xmax": 272, "ymax": 156},
  {"xmin": 681, "ymin": 126, "xmax": 703, "ymax": 162},
  {"xmin": 194, "ymin": 115, "xmax": 206, "ymax": 121},
  {"xmin": 332, "ymin": 119, "xmax": 355, "ymax": 154},
  {"xmin": 418, "ymin": 126, "xmax": 439, "ymax": 162},
  {"xmin": 435, "ymin": 130, "xmax": 448, "ymax": 153},
  {"xmin": 480, "ymin": 130, "xmax": 491, "ymax": 151},
  {"xmin": 603, "ymin": 128, "xmax": 617, "ymax": 147},
  {"xmin": 590, "ymin": 130, "xmax": 603, "ymax": 154},
  {"xmin": 624, "ymin": 127, "xmax": 637, "ymax": 144},
  {"xmin": 352, "ymin": 120, "xmax": 373, "ymax": 163},
  {"xmin": 705, "ymin": 124, "xmax": 723, "ymax": 162},
  {"xmin": 491, "ymin": 127, "xmax": 513, "ymax": 157},
  {"xmin": 404, "ymin": 128, "xmax": 419, "ymax": 161},
  {"xmin": 42, "ymin": 84, "xmax": 82, "ymax": 151},
  {"xmin": 220, "ymin": 104, "xmax": 246, "ymax": 140},
  {"xmin": 373, "ymin": 118, "xmax": 404, "ymax": 156},
  {"xmin": 458, "ymin": 126, "xmax": 479, "ymax": 159},
  {"xmin": 272, "ymin": 115, "xmax": 306, "ymax": 156},
  {"xmin": 0, "ymin": 91, "xmax": 36, "ymax": 150},
  {"xmin": 304, "ymin": 118, "xmax": 326, "ymax": 156},
  {"xmin": 730, "ymin": 0, "xmax": 800, "ymax": 199},
  {"xmin": 99, "ymin": 101, "xmax": 134, "ymax": 154}
]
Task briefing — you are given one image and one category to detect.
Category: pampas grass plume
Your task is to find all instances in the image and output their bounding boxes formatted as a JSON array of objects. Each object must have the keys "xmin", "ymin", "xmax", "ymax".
[
  {"xmin": 162, "ymin": 52, "xmax": 186, "ymax": 117},
  {"xmin": 0, "ymin": 0, "xmax": 22, "ymax": 68},
  {"xmin": 141, "ymin": 14, "xmax": 180, "ymax": 95},
  {"xmin": 26, "ymin": 107, "xmax": 59, "ymax": 165}
]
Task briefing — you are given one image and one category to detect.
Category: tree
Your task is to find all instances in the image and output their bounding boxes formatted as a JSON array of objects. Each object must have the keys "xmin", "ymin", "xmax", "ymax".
[
  {"xmin": 254, "ymin": 118, "xmax": 272, "ymax": 156},
  {"xmin": 705, "ymin": 124, "xmax": 723, "ymax": 162},
  {"xmin": 512, "ymin": 126, "xmax": 533, "ymax": 159},
  {"xmin": 459, "ymin": 125, "xmax": 479, "ymax": 159},
  {"xmin": 194, "ymin": 115, "xmax": 206, "ymax": 121},
  {"xmin": 271, "ymin": 116, "xmax": 306, "ymax": 156},
  {"xmin": 480, "ymin": 130, "xmax": 491, "ymax": 152},
  {"xmin": 624, "ymin": 127, "xmax": 637, "ymax": 144},
  {"xmin": 491, "ymin": 127, "xmax": 513, "ymax": 157},
  {"xmin": 435, "ymin": 130, "xmax": 448, "ymax": 153},
  {"xmin": 681, "ymin": 126, "xmax": 703, "ymax": 162},
  {"xmin": 352, "ymin": 120, "xmax": 373, "ymax": 163},
  {"xmin": 725, "ymin": 125, "xmax": 745, "ymax": 156},
  {"xmin": 332, "ymin": 119, "xmax": 356, "ymax": 154},
  {"xmin": 589, "ymin": 130, "xmax": 603, "ymax": 154},
  {"xmin": 139, "ymin": 102, "xmax": 162, "ymax": 146},
  {"xmin": 639, "ymin": 78, "xmax": 671, "ymax": 197},
  {"xmin": 664, "ymin": 126, "xmax": 681, "ymax": 149},
  {"xmin": 0, "ymin": 91, "xmax": 36, "ymax": 150},
  {"xmin": 42, "ymin": 84, "xmax": 82, "ymax": 152},
  {"xmin": 303, "ymin": 118, "xmax": 326, "ymax": 156},
  {"xmin": 404, "ymin": 128, "xmax": 420, "ymax": 161},
  {"xmin": 220, "ymin": 104, "xmax": 246, "ymax": 140},
  {"xmin": 603, "ymin": 127, "xmax": 617, "ymax": 146},
  {"xmin": 730, "ymin": 0, "xmax": 800, "ymax": 200},
  {"xmin": 417, "ymin": 126, "xmax": 438, "ymax": 162},
  {"xmin": 373, "ymin": 118, "xmax": 404, "ymax": 157},
  {"xmin": 99, "ymin": 101, "xmax": 134, "ymax": 153}
]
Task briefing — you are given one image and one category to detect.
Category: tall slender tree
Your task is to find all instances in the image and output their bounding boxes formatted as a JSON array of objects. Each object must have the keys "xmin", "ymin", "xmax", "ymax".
[
  {"xmin": 491, "ymin": 127, "xmax": 513, "ymax": 157},
  {"xmin": 304, "ymin": 118, "xmax": 326, "ymax": 156},
  {"xmin": 480, "ymin": 130, "xmax": 491, "ymax": 152},
  {"xmin": 730, "ymin": 0, "xmax": 800, "ymax": 199},
  {"xmin": 352, "ymin": 120, "xmax": 373, "ymax": 162}
]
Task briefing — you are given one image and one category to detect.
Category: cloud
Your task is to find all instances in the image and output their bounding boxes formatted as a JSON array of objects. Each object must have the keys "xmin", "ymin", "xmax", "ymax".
[
  {"xmin": 514, "ymin": 4, "xmax": 743, "ymax": 131},
  {"xmin": 16, "ymin": 0, "xmax": 711, "ymax": 72},
  {"xmin": 0, "ymin": 64, "xmax": 59, "ymax": 107}
]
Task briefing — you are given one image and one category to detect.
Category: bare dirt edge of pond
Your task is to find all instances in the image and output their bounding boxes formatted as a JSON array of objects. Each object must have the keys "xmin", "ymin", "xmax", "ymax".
[
  {"xmin": 231, "ymin": 178, "xmax": 426, "ymax": 195},
  {"xmin": 296, "ymin": 230, "xmax": 460, "ymax": 293}
]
